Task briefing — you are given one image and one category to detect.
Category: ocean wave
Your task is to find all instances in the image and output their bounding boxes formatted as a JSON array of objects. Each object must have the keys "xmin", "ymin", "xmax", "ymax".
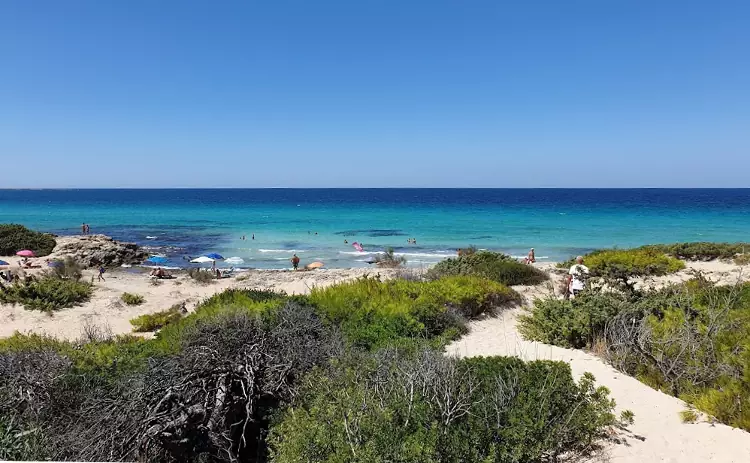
[
  {"xmin": 145, "ymin": 236, "xmax": 158, "ymax": 239},
  {"xmin": 258, "ymin": 249, "xmax": 305, "ymax": 253}
]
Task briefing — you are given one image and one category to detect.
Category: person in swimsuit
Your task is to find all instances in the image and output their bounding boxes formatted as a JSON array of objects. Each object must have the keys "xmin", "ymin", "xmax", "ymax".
[{"xmin": 291, "ymin": 254, "xmax": 300, "ymax": 270}]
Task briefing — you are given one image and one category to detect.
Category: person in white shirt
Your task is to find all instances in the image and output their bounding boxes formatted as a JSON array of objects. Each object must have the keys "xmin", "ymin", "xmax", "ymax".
[{"xmin": 568, "ymin": 256, "xmax": 589, "ymax": 298}]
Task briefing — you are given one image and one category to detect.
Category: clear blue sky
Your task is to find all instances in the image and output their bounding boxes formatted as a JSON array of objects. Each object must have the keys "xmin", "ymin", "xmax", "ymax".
[{"xmin": 1, "ymin": 0, "xmax": 748, "ymax": 188}]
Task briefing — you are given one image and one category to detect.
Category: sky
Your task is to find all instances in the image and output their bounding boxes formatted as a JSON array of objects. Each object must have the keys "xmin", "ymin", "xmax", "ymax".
[{"xmin": 0, "ymin": 0, "xmax": 748, "ymax": 188}]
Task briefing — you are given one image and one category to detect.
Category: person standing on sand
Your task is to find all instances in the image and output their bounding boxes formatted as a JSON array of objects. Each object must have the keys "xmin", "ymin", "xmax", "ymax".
[
  {"xmin": 97, "ymin": 265, "xmax": 106, "ymax": 282},
  {"xmin": 525, "ymin": 248, "xmax": 536, "ymax": 264},
  {"xmin": 567, "ymin": 256, "xmax": 589, "ymax": 298},
  {"xmin": 291, "ymin": 254, "xmax": 300, "ymax": 271},
  {"xmin": 81, "ymin": 223, "xmax": 86, "ymax": 235}
]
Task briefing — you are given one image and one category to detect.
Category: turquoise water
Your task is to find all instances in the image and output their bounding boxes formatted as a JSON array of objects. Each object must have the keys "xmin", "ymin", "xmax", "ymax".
[{"xmin": 1, "ymin": 189, "xmax": 749, "ymax": 269}]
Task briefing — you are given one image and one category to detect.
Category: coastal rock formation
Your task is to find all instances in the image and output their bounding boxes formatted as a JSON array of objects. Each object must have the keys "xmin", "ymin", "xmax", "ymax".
[{"xmin": 48, "ymin": 234, "xmax": 148, "ymax": 267}]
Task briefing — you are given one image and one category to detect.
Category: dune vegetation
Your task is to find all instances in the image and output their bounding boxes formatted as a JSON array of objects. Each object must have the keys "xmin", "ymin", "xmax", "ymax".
[
  {"xmin": 520, "ymin": 265, "xmax": 750, "ymax": 432},
  {"xmin": 0, "ymin": 224, "xmax": 57, "ymax": 257},
  {"xmin": 427, "ymin": 250, "xmax": 549, "ymax": 286},
  {"xmin": 0, "ymin": 275, "xmax": 625, "ymax": 462}
]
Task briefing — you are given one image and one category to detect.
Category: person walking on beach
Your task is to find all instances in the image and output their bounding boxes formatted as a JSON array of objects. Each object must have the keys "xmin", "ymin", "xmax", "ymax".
[
  {"xmin": 97, "ymin": 265, "xmax": 106, "ymax": 282},
  {"xmin": 567, "ymin": 256, "xmax": 589, "ymax": 298},
  {"xmin": 291, "ymin": 254, "xmax": 300, "ymax": 271},
  {"xmin": 81, "ymin": 223, "xmax": 86, "ymax": 235}
]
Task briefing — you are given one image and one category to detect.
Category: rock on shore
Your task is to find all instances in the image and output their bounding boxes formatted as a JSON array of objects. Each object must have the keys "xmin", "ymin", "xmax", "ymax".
[{"xmin": 48, "ymin": 234, "xmax": 148, "ymax": 267}]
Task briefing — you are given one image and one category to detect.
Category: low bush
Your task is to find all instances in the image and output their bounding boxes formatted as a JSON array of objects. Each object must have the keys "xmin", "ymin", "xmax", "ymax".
[
  {"xmin": 270, "ymin": 348, "xmax": 625, "ymax": 462},
  {"xmin": 518, "ymin": 292, "xmax": 631, "ymax": 349},
  {"xmin": 428, "ymin": 250, "xmax": 549, "ymax": 286},
  {"xmin": 130, "ymin": 304, "xmax": 183, "ymax": 332},
  {"xmin": 0, "ymin": 224, "xmax": 56, "ymax": 257},
  {"xmin": 187, "ymin": 267, "xmax": 214, "ymax": 284},
  {"xmin": 522, "ymin": 278, "xmax": 750, "ymax": 432},
  {"xmin": 0, "ymin": 302, "xmax": 338, "ymax": 462},
  {"xmin": 735, "ymin": 253, "xmax": 750, "ymax": 266},
  {"xmin": 309, "ymin": 276, "xmax": 519, "ymax": 349},
  {"xmin": 120, "ymin": 292, "xmax": 144, "ymax": 306},
  {"xmin": 641, "ymin": 242, "xmax": 750, "ymax": 261},
  {"xmin": 375, "ymin": 247, "xmax": 407, "ymax": 268},
  {"xmin": 0, "ymin": 275, "xmax": 92, "ymax": 311}
]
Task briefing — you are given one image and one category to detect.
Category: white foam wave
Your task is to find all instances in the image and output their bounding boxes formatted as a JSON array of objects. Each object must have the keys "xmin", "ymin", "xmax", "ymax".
[
  {"xmin": 258, "ymin": 249, "xmax": 305, "ymax": 253},
  {"xmin": 145, "ymin": 236, "xmax": 157, "ymax": 239}
]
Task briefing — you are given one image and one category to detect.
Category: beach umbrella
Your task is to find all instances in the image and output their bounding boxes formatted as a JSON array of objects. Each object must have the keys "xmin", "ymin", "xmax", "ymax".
[
  {"xmin": 190, "ymin": 256, "xmax": 215, "ymax": 264},
  {"xmin": 225, "ymin": 257, "xmax": 245, "ymax": 265},
  {"xmin": 204, "ymin": 253, "xmax": 224, "ymax": 260},
  {"xmin": 146, "ymin": 256, "xmax": 168, "ymax": 265},
  {"xmin": 306, "ymin": 261, "xmax": 324, "ymax": 270},
  {"xmin": 16, "ymin": 250, "xmax": 35, "ymax": 257},
  {"xmin": 0, "ymin": 260, "xmax": 9, "ymax": 266}
]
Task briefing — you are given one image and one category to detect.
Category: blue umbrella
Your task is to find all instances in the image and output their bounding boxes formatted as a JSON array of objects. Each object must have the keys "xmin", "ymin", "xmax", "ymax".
[
  {"xmin": 146, "ymin": 256, "xmax": 168, "ymax": 265},
  {"xmin": 0, "ymin": 260, "xmax": 9, "ymax": 266},
  {"xmin": 204, "ymin": 253, "xmax": 224, "ymax": 260}
]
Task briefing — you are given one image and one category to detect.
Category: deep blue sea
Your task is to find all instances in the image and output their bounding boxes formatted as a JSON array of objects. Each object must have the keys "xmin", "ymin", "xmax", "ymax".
[{"xmin": 1, "ymin": 189, "xmax": 749, "ymax": 269}]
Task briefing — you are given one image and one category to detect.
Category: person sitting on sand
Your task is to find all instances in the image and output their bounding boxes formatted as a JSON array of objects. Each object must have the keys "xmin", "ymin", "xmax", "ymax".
[
  {"xmin": 524, "ymin": 248, "xmax": 536, "ymax": 264},
  {"xmin": 291, "ymin": 254, "xmax": 300, "ymax": 271},
  {"xmin": 567, "ymin": 256, "xmax": 589, "ymax": 299},
  {"xmin": 150, "ymin": 267, "xmax": 166, "ymax": 278}
]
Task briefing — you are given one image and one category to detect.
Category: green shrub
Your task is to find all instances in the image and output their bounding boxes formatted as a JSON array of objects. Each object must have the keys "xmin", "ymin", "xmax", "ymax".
[
  {"xmin": 0, "ymin": 224, "xmax": 56, "ymax": 257},
  {"xmin": 523, "ymin": 278, "xmax": 750, "ymax": 432},
  {"xmin": 187, "ymin": 267, "xmax": 214, "ymax": 283},
  {"xmin": 641, "ymin": 242, "xmax": 750, "ymax": 261},
  {"xmin": 0, "ymin": 275, "xmax": 92, "ymax": 311},
  {"xmin": 269, "ymin": 348, "xmax": 623, "ymax": 463},
  {"xmin": 375, "ymin": 247, "xmax": 407, "ymax": 268},
  {"xmin": 120, "ymin": 292, "xmax": 145, "ymax": 306},
  {"xmin": 0, "ymin": 302, "xmax": 337, "ymax": 462},
  {"xmin": 130, "ymin": 305, "xmax": 183, "ymax": 332},
  {"xmin": 518, "ymin": 292, "xmax": 631, "ymax": 349},
  {"xmin": 428, "ymin": 251, "xmax": 548, "ymax": 286},
  {"xmin": 735, "ymin": 254, "xmax": 750, "ymax": 265},
  {"xmin": 309, "ymin": 276, "xmax": 519, "ymax": 350}
]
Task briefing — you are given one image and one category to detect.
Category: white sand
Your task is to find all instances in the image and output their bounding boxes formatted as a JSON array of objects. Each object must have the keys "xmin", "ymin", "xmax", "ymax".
[{"xmin": 448, "ymin": 261, "xmax": 750, "ymax": 463}]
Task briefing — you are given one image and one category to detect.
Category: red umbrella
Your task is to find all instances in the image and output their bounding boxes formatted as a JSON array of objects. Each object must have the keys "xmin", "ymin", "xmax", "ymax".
[{"xmin": 16, "ymin": 250, "xmax": 35, "ymax": 257}]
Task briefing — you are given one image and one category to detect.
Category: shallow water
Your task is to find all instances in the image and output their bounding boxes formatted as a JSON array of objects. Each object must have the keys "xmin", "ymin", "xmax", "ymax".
[{"xmin": 1, "ymin": 189, "xmax": 749, "ymax": 269}]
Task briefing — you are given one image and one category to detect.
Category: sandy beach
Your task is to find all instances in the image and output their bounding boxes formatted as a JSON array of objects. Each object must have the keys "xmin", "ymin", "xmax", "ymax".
[{"xmin": 2, "ymin": 255, "xmax": 750, "ymax": 461}]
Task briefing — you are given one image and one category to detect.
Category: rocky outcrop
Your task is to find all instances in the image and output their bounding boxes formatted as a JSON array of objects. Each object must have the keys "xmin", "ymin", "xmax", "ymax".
[{"xmin": 48, "ymin": 234, "xmax": 148, "ymax": 267}]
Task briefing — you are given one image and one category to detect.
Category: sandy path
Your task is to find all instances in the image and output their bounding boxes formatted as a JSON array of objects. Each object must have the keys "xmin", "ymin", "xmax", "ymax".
[{"xmin": 447, "ymin": 288, "xmax": 750, "ymax": 462}]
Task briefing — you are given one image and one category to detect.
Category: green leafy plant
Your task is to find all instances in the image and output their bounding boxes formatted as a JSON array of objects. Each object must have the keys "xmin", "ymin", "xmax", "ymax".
[
  {"xmin": 375, "ymin": 247, "xmax": 407, "ymax": 268},
  {"xmin": 130, "ymin": 304, "xmax": 183, "ymax": 332},
  {"xmin": 428, "ymin": 250, "xmax": 548, "ymax": 286},
  {"xmin": 309, "ymin": 275, "xmax": 520, "ymax": 349},
  {"xmin": 0, "ymin": 275, "xmax": 92, "ymax": 311},
  {"xmin": 641, "ymin": 242, "xmax": 750, "ymax": 261},
  {"xmin": 120, "ymin": 292, "xmax": 145, "ymax": 306},
  {"xmin": 270, "ymin": 348, "xmax": 625, "ymax": 463},
  {"xmin": 0, "ymin": 224, "xmax": 56, "ymax": 257}
]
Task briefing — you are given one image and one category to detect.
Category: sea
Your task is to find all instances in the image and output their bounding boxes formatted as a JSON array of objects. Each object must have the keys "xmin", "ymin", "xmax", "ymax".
[{"xmin": 1, "ymin": 189, "xmax": 749, "ymax": 269}]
